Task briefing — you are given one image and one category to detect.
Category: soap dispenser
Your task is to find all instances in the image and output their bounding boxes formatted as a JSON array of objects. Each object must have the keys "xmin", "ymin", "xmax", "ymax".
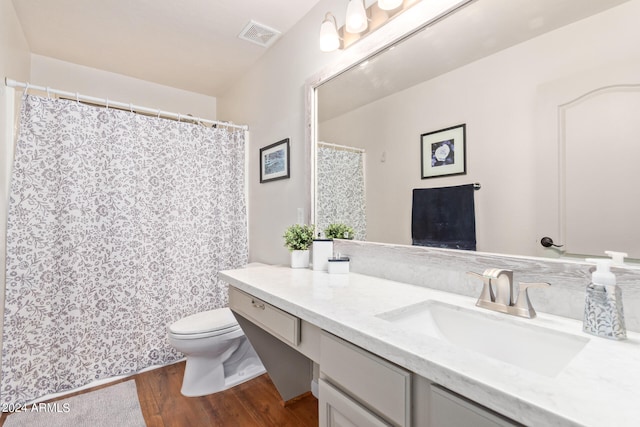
[
  {"xmin": 583, "ymin": 258, "xmax": 626, "ymax": 340},
  {"xmin": 312, "ymin": 232, "xmax": 333, "ymax": 272}
]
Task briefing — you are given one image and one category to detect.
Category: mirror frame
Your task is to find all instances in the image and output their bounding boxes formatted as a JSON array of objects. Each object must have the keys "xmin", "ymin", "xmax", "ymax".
[{"xmin": 305, "ymin": 0, "xmax": 474, "ymax": 230}]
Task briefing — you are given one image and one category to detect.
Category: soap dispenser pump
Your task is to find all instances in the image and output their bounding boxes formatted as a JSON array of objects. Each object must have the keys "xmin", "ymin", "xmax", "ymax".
[{"xmin": 583, "ymin": 258, "xmax": 626, "ymax": 340}]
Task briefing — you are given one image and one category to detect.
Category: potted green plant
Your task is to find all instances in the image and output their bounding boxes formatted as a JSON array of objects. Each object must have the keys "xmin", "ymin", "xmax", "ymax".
[
  {"xmin": 283, "ymin": 224, "xmax": 315, "ymax": 268},
  {"xmin": 324, "ymin": 223, "xmax": 355, "ymax": 240}
]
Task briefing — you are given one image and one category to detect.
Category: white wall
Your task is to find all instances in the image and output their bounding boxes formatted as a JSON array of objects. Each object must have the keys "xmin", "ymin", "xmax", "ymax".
[
  {"xmin": 221, "ymin": 0, "xmax": 640, "ymax": 263},
  {"xmin": 30, "ymin": 55, "xmax": 217, "ymax": 120},
  {"xmin": 218, "ymin": 0, "xmax": 350, "ymax": 265}
]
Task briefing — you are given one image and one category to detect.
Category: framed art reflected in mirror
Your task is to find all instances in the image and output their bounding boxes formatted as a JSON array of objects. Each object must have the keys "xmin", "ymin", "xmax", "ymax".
[{"xmin": 420, "ymin": 124, "xmax": 466, "ymax": 179}]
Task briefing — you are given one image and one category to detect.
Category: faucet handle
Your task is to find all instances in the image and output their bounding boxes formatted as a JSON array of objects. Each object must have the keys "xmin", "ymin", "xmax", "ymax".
[
  {"xmin": 467, "ymin": 271, "xmax": 494, "ymax": 303},
  {"xmin": 515, "ymin": 282, "xmax": 550, "ymax": 318}
]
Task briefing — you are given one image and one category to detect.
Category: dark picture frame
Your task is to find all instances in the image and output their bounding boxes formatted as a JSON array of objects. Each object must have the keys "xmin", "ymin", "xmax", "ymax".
[
  {"xmin": 420, "ymin": 124, "xmax": 466, "ymax": 179},
  {"xmin": 260, "ymin": 138, "xmax": 290, "ymax": 183}
]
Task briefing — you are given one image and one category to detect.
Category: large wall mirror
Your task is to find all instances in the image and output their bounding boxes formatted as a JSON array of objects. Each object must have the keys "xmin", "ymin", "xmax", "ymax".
[{"xmin": 309, "ymin": 0, "xmax": 640, "ymax": 260}]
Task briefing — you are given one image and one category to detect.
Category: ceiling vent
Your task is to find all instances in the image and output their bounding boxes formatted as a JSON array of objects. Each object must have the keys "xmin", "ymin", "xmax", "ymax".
[{"xmin": 238, "ymin": 20, "xmax": 281, "ymax": 48}]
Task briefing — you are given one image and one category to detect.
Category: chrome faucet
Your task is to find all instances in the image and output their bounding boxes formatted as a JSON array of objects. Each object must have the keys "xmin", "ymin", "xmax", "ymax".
[{"xmin": 467, "ymin": 269, "xmax": 550, "ymax": 319}]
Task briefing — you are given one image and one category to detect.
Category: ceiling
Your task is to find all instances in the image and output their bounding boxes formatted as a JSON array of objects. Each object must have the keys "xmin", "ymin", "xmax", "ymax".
[
  {"xmin": 12, "ymin": 0, "xmax": 322, "ymax": 97},
  {"xmin": 318, "ymin": 0, "xmax": 630, "ymax": 121}
]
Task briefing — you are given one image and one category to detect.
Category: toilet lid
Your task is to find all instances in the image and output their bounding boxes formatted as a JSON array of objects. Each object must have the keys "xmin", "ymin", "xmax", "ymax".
[{"xmin": 169, "ymin": 307, "xmax": 238, "ymax": 335}]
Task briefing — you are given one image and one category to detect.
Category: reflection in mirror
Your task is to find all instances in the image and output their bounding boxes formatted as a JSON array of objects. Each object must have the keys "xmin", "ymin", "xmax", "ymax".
[
  {"xmin": 538, "ymin": 84, "xmax": 640, "ymax": 259},
  {"xmin": 313, "ymin": 0, "xmax": 638, "ymax": 259},
  {"xmin": 316, "ymin": 142, "xmax": 366, "ymax": 240}
]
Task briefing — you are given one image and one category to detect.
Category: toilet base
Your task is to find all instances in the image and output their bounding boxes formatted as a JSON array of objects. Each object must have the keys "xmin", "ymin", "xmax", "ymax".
[
  {"xmin": 220, "ymin": 357, "xmax": 266, "ymax": 391},
  {"xmin": 180, "ymin": 356, "xmax": 265, "ymax": 397},
  {"xmin": 179, "ymin": 339, "xmax": 266, "ymax": 398}
]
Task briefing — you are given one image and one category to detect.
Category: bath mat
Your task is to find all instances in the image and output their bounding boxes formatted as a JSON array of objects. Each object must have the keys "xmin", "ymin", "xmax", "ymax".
[{"xmin": 3, "ymin": 380, "xmax": 146, "ymax": 427}]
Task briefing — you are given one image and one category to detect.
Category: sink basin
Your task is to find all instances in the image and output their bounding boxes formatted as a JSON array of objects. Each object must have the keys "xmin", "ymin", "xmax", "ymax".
[{"xmin": 376, "ymin": 300, "xmax": 589, "ymax": 377}]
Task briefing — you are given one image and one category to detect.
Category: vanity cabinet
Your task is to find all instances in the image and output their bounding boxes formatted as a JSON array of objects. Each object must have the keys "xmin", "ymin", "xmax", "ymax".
[
  {"xmin": 429, "ymin": 385, "xmax": 521, "ymax": 427},
  {"xmin": 228, "ymin": 286, "xmax": 316, "ymax": 402},
  {"xmin": 320, "ymin": 332, "xmax": 411, "ymax": 427},
  {"xmin": 228, "ymin": 284, "xmax": 520, "ymax": 427},
  {"xmin": 319, "ymin": 379, "xmax": 390, "ymax": 427}
]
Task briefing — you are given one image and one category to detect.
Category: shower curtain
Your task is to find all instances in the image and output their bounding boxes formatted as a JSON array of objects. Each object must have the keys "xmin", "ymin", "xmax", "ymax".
[
  {"xmin": 316, "ymin": 144, "xmax": 366, "ymax": 240},
  {"xmin": 2, "ymin": 95, "xmax": 248, "ymax": 404}
]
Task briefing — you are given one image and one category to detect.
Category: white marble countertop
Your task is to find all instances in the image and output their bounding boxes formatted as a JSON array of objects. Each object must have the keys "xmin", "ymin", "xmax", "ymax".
[{"xmin": 219, "ymin": 265, "xmax": 640, "ymax": 427}]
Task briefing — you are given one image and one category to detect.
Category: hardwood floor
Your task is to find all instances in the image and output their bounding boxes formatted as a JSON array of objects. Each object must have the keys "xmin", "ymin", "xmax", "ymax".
[{"xmin": 0, "ymin": 362, "xmax": 319, "ymax": 427}]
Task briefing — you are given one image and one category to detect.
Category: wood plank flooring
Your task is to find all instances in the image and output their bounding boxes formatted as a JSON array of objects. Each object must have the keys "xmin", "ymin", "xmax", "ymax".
[{"xmin": 0, "ymin": 361, "xmax": 319, "ymax": 427}]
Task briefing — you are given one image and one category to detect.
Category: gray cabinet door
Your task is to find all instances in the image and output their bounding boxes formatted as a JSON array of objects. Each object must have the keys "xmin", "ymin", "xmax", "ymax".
[{"xmin": 320, "ymin": 379, "xmax": 391, "ymax": 427}]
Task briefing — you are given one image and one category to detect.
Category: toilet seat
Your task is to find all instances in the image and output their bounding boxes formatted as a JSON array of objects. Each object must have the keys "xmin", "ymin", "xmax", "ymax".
[{"xmin": 169, "ymin": 308, "xmax": 240, "ymax": 339}]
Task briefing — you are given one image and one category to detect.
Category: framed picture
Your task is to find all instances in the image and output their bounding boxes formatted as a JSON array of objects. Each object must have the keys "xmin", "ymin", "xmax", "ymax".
[
  {"xmin": 420, "ymin": 124, "xmax": 466, "ymax": 179},
  {"xmin": 260, "ymin": 138, "xmax": 290, "ymax": 183}
]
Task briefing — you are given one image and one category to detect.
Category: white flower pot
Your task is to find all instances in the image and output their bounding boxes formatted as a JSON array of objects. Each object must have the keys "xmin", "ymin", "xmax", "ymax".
[{"xmin": 290, "ymin": 250, "xmax": 310, "ymax": 269}]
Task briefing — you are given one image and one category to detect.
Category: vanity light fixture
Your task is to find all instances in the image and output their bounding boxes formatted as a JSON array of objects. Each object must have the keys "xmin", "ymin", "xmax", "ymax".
[
  {"xmin": 319, "ymin": 13, "xmax": 341, "ymax": 52},
  {"xmin": 319, "ymin": 0, "xmax": 470, "ymax": 52},
  {"xmin": 346, "ymin": 0, "xmax": 369, "ymax": 33},
  {"xmin": 320, "ymin": 0, "xmax": 422, "ymax": 53}
]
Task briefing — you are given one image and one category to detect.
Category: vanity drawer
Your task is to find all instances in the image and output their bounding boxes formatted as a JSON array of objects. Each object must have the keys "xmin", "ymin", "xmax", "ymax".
[
  {"xmin": 320, "ymin": 332, "xmax": 411, "ymax": 427},
  {"xmin": 228, "ymin": 287, "xmax": 300, "ymax": 346}
]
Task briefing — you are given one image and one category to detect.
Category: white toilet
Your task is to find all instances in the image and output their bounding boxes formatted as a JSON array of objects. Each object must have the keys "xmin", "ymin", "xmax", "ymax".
[{"xmin": 168, "ymin": 307, "xmax": 265, "ymax": 397}]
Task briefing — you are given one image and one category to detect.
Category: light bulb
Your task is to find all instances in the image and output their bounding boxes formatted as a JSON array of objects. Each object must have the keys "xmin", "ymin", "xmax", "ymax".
[
  {"xmin": 378, "ymin": 0, "xmax": 403, "ymax": 10},
  {"xmin": 319, "ymin": 13, "xmax": 340, "ymax": 52},
  {"xmin": 345, "ymin": 0, "xmax": 368, "ymax": 34}
]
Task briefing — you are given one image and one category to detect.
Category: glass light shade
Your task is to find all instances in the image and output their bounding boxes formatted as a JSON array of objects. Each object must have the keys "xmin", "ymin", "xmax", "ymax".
[
  {"xmin": 378, "ymin": 0, "xmax": 403, "ymax": 10},
  {"xmin": 345, "ymin": 0, "xmax": 368, "ymax": 34},
  {"xmin": 319, "ymin": 15, "xmax": 340, "ymax": 52}
]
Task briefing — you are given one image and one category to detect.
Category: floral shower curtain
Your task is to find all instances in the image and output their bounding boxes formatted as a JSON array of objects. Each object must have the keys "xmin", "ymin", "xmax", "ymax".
[
  {"xmin": 2, "ymin": 95, "xmax": 248, "ymax": 404},
  {"xmin": 316, "ymin": 143, "xmax": 366, "ymax": 240}
]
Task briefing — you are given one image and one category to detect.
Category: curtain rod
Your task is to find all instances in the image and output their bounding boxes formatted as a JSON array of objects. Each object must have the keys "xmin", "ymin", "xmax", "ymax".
[
  {"xmin": 4, "ymin": 78, "xmax": 249, "ymax": 131},
  {"xmin": 318, "ymin": 141, "xmax": 365, "ymax": 153}
]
